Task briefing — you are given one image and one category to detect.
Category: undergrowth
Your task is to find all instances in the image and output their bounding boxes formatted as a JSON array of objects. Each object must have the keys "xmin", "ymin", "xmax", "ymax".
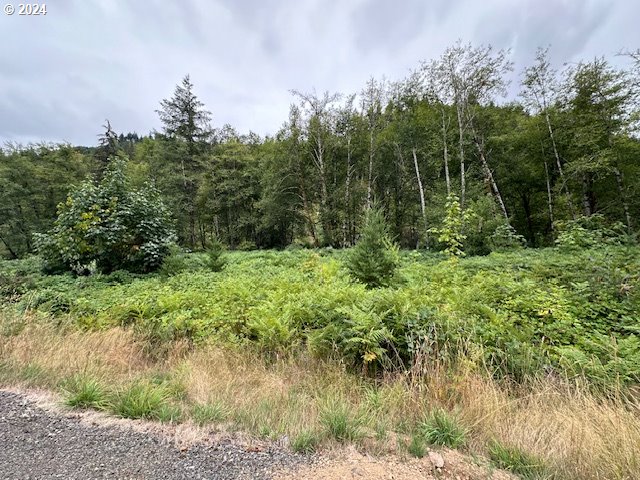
[
  {"xmin": 1, "ymin": 246, "xmax": 639, "ymax": 479},
  {"xmin": 2, "ymin": 246, "xmax": 638, "ymax": 388}
]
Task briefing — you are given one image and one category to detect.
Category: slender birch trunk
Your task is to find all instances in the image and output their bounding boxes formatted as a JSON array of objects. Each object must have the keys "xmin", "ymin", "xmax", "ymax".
[
  {"xmin": 456, "ymin": 104, "xmax": 466, "ymax": 207},
  {"xmin": 411, "ymin": 147, "xmax": 428, "ymax": 247},
  {"xmin": 343, "ymin": 137, "xmax": 353, "ymax": 246},
  {"xmin": 613, "ymin": 166, "xmax": 632, "ymax": 231},
  {"xmin": 544, "ymin": 110, "xmax": 575, "ymax": 218},
  {"xmin": 473, "ymin": 132, "xmax": 509, "ymax": 221},
  {"xmin": 366, "ymin": 131, "xmax": 374, "ymax": 209},
  {"xmin": 441, "ymin": 108, "xmax": 451, "ymax": 195},
  {"xmin": 544, "ymin": 160, "xmax": 554, "ymax": 231}
]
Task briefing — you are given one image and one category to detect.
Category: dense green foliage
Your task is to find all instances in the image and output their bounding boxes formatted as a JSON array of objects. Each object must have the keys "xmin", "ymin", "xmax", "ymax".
[
  {"xmin": 2, "ymin": 246, "xmax": 638, "ymax": 388},
  {"xmin": 0, "ymin": 144, "xmax": 90, "ymax": 258},
  {"xmin": 2, "ymin": 46, "xmax": 639, "ymax": 258},
  {"xmin": 2, "ymin": 44, "xmax": 639, "ymax": 404},
  {"xmin": 429, "ymin": 194, "xmax": 474, "ymax": 257},
  {"xmin": 35, "ymin": 158, "xmax": 175, "ymax": 274},
  {"xmin": 346, "ymin": 206, "xmax": 398, "ymax": 287}
]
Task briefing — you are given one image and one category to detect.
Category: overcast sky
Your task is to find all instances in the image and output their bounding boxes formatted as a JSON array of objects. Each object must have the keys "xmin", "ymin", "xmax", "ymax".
[{"xmin": 0, "ymin": 0, "xmax": 637, "ymax": 146}]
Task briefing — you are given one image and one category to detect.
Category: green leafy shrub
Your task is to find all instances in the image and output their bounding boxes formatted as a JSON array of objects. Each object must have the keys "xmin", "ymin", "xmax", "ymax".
[
  {"xmin": 346, "ymin": 206, "xmax": 399, "ymax": 288},
  {"xmin": 237, "ymin": 240, "xmax": 257, "ymax": 251},
  {"xmin": 206, "ymin": 237, "xmax": 226, "ymax": 272},
  {"xmin": 488, "ymin": 440, "xmax": 547, "ymax": 479},
  {"xmin": 308, "ymin": 305, "xmax": 395, "ymax": 371},
  {"xmin": 489, "ymin": 223, "xmax": 527, "ymax": 252},
  {"xmin": 0, "ymin": 272, "xmax": 36, "ymax": 301},
  {"xmin": 555, "ymin": 214, "xmax": 630, "ymax": 249},
  {"xmin": 2, "ymin": 246, "xmax": 639, "ymax": 389},
  {"xmin": 420, "ymin": 409, "xmax": 467, "ymax": 448},
  {"xmin": 35, "ymin": 157, "xmax": 175, "ymax": 274},
  {"xmin": 26, "ymin": 289, "xmax": 72, "ymax": 314},
  {"xmin": 429, "ymin": 194, "xmax": 475, "ymax": 257},
  {"xmin": 159, "ymin": 245, "xmax": 190, "ymax": 276},
  {"xmin": 557, "ymin": 335, "xmax": 640, "ymax": 388}
]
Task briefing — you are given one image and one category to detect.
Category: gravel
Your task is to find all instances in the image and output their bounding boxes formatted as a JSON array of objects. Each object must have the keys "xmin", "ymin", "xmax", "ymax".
[{"xmin": 0, "ymin": 390, "xmax": 308, "ymax": 480}]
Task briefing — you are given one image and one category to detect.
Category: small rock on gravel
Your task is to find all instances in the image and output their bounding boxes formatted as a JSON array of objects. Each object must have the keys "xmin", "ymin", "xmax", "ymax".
[{"xmin": 428, "ymin": 451, "xmax": 445, "ymax": 469}]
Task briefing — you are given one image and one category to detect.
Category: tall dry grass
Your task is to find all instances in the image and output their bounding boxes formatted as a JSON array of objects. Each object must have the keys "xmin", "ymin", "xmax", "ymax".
[
  {"xmin": 1, "ymin": 315, "xmax": 639, "ymax": 479},
  {"xmin": 0, "ymin": 314, "xmax": 149, "ymax": 386}
]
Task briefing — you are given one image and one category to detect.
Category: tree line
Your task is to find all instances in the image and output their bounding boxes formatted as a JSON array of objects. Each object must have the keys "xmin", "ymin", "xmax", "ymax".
[{"xmin": 2, "ymin": 43, "xmax": 639, "ymax": 258}]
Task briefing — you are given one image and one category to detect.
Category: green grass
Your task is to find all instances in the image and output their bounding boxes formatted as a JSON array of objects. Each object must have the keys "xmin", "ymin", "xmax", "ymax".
[
  {"xmin": 319, "ymin": 396, "xmax": 362, "ymax": 442},
  {"xmin": 407, "ymin": 434, "xmax": 426, "ymax": 458},
  {"xmin": 420, "ymin": 409, "xmax": 467, "ymax": 448},
  {"xmin": 191, "ymin": 401, "xmax": 228, "ymax": 426},
  {"xmin": 488, "ymin": 440, "xmax": 548, "ymax": 479},
  {"xmin": 258, "ymin": 424, "xmax": 273, "ymax": 439},
  {"xmin": 109, "ymin": 381, "xmax": 170, "ymax": 420},
  {"xmin": 156, "ymin": 403, "xmax": 183, "ymax": 423},
  {"xmin": 19, "ymin": 363, "xmax": 50, "ymax": 387},
  {"xmin": 290, "ymin": 430, "xmax": 321, "ymax": 453},
  {"xmin": 61, "ymin": 374, "xmax": 108, "ymax": 409}
]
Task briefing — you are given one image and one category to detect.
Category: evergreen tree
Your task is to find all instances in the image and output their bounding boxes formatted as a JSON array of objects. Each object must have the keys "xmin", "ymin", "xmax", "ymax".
[
  {"xmin": 346, "ymin": 206, "xmax": 399, "ymax": 288},
  {"xmin": 156, "ymin": 75, "xmax": 212, "ymax": 247}
]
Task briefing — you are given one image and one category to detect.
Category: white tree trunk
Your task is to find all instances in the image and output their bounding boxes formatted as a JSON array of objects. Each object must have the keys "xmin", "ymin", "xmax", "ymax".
[
  {"xmin": 412, "ymin": 147, "xmax": 428, "ymax": 238},
  {"xmin": 544, "ymin": 160, "xmax": 554, "ymax": 231},
  {"xmin": 613, "ymin": 166, "xmax": 632, "ymax": 231},
  {"xmin": 544, "ymin": 111, "xmax": 575, "ymax": 218},
  {"xmin": 473, "ymin": 134, "xmax": 509, "ymax": 222},
  {"xmin": 343, "ymin": 137, "xmax": 353, "ymax": 246},
  {"xmin": 441, "ymin": 109, "xmax": 451, "ymax": 195},
  {"xmin": 456, "ymin": 104, "xmax": 466, "ymax": 207},
  {"xmin": 367, "ymin": 132, "xmax": 374, "ymax": 209}
]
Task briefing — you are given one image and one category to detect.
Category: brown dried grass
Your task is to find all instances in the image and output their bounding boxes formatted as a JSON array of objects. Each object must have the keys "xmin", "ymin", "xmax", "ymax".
[{"xmin": 2, "ymin": 316, "xmax": 639, "ymax": 479}]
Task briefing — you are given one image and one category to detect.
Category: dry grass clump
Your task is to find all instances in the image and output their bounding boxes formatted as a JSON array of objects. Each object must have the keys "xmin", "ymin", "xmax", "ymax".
[{"xmin": 0, "ymin": 315, "xmax": 148, "ymax": 387}]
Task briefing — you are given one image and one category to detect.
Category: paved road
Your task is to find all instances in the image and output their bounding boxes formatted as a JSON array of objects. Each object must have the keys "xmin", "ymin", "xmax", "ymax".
[{"xmin": 0, "ymin": 390, "xmax": 304, "ymax": 480}]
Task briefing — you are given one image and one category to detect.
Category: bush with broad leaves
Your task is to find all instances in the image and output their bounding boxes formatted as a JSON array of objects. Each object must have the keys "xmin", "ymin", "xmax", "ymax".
[{"xmin": 35, "ymin": 157, "xmax": 175, "ymax": 274}]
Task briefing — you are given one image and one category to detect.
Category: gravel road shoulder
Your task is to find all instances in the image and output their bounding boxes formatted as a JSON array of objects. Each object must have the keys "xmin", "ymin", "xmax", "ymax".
[
  {"xmin": 0, "ymin": 389, "xmax": 307, "ymax": 479},
  {"xmin": 0, "ymin": 389, "xmax": 513, "ymax": 480}
]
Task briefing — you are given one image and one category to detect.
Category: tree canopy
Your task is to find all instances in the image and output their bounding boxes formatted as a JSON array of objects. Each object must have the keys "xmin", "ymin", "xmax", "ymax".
[{"xmin": 2, "ymin": 45, "xmax": 639, "ymax": 260}]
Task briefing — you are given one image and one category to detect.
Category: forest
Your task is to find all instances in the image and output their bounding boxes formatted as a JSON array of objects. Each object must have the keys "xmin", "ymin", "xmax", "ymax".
[
  {"xmin": 1, "ymin": 44, "xmax": 639, "ymax": 259},
  {"xmin": 1, "ymin": 43, "xmax": 640, "ymax": 480}
]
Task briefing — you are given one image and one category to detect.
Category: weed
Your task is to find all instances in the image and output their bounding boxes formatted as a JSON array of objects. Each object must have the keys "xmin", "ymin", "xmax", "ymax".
[
  {"xmin": 20, "ymin": 363, "xmax": 49, "ymax": 387},
  {"xmin": 258, "ymin": 424, "xmax": 272, "ymax": 439},
  {"xmin": 61, "ymin": 374, "xmax": 108, "ymax": 409},
  {"xmin": 156, "ymin": 403, "xmax": 183, "ymax": 424},
  {"xmin": 319, "ymin": 396, "xmax": 361, "ymax": 442},
  {"xmin": 374, "ymin": 422, "xmax": 388, "ymax": 441},
  {"xmin": 191, "ymin": 401, "xmax": 228, "ymax": 426},
  {"xmin": 291, "ymin": 430, "xmax": 321, "ymax": 454},
  {"xmin": 408, "ymin": 434, "xmax": 426, "ymax": 458},
  {"xmin": 109, "ymin": 381, "xmax": 170, "ymax": 420},
  {"xmin": 420, "ymin": 408, "xmax": 467, "ymax": 448},
  {"xmin": 488, "ymin": 440, "xmax": 547, "ymax": 479}
]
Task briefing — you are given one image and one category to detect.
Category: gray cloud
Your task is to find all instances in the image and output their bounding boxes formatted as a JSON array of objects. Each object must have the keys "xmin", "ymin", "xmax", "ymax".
[
  {"xmin": 351, "ymin": 0, "xmax": 450, "ymax": 53},
  {"xmin": 0, "ymin": 0, "xmax": 636, "ymax": 146}
]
